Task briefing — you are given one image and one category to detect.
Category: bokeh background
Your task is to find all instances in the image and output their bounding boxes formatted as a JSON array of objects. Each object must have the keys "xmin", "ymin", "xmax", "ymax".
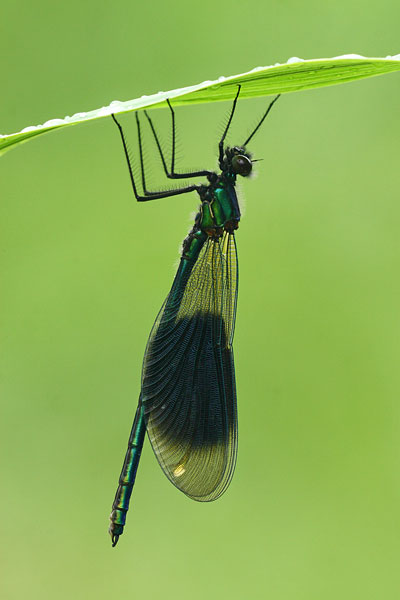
[{"xmin": 1, "ymin": 1, "xmax": 400, "ymax": 599}]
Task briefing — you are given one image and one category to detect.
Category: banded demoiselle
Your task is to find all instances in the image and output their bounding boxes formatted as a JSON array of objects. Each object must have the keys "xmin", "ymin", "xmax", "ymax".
[{"xmin": 109, "ymin": 87, "xmax": 280, "ymax": 546}]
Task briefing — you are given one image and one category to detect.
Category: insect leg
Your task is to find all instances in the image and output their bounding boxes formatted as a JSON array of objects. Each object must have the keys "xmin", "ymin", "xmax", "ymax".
[
  {"xmin": 143, "ymin": 102, "xmax": 213, "ymax": 180},
  {"xmin": 242, "ymin": 94, "xmax": 281, "ymax": 147},
  {"xmin": 218, "ymin": 85, "xmax": 241, "ymax": 168},
  {"xmin": 112, "ymin": 113, "xmax": 198, "ymax": 202}
]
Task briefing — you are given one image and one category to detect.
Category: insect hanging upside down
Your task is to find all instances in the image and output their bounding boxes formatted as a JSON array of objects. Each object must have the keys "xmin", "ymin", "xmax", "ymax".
[{"xmin": 109, "ymin": 86, "xmax": 280, "ymax": 546}]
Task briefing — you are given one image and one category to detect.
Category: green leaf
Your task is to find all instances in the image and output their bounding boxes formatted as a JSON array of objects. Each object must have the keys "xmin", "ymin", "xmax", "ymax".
[{"xmin": 2, "ymin": 54, "xmax": 400, "ymax": 157}]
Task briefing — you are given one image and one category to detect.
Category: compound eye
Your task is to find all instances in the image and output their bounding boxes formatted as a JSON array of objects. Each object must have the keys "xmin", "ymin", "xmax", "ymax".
[{"xmin": 231, "ymin": 154, "xmax": 252, "ymax": 176}]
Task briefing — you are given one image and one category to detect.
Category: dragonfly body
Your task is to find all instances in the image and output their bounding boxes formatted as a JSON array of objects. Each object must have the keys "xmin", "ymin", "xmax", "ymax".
[{"xmin": 109, "ymin": 88, "xmax": 279, "ymax": 546}]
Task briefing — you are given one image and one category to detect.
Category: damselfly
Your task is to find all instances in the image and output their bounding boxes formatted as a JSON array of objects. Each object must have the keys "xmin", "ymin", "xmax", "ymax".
[{"xmin": 109, "ymin": 87, "xmax": 280, "ymax": 546}]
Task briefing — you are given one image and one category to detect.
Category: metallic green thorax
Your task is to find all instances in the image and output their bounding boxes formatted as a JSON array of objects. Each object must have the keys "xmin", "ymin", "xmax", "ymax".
[
  {"xmin": 183, "ymin": 178, "xmax": 241, "ymax": 262},
  {"xmin": 201, "ymin": 186, "xmax": 236, "ymax": 229}
]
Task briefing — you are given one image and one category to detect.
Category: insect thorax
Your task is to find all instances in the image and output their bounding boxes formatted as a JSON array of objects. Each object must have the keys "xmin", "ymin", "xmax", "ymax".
[{"xmin": 181, "ymin": 176, "xmax": 241, "ymax": 261}]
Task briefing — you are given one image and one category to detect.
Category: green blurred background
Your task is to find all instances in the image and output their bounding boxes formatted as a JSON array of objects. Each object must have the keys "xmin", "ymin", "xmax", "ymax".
[{"xmin": 1, "ymin": 1, "xmax": 400, "ymax": 599}]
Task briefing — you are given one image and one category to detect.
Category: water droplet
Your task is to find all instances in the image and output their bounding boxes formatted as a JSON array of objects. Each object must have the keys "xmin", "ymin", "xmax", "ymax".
[{"xmin": 287, "ymin": 56, "xmax": 304, "ymax": 64}]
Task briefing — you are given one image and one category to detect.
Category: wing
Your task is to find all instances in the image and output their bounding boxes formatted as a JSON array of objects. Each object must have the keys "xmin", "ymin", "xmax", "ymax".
[{"xmin": 141, "ymin": 231, "xmax": 238, "ymax": 501}]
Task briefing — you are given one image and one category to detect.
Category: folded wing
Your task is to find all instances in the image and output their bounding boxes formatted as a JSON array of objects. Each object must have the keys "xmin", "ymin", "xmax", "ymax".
[{"xmin": 141, "ymin": 232, "xmax": 238, "ymax": 501}]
